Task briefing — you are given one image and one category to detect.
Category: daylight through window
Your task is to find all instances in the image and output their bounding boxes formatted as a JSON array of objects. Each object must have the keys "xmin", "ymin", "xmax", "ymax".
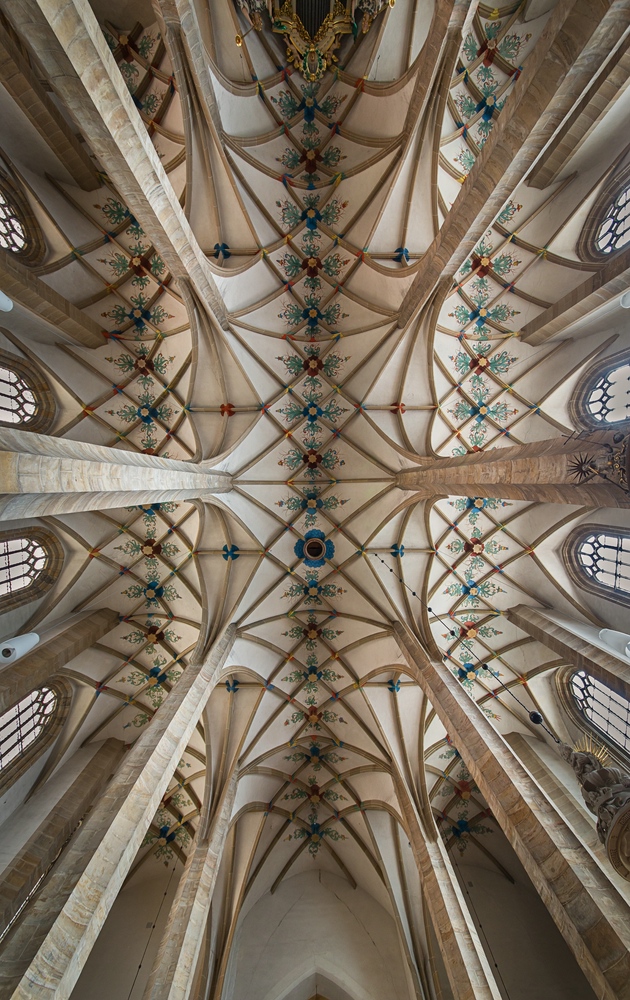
[
  {"xmin": 595, "ymin": 184, "xmax": 630, "ymax": 254},
  {"xmin": 0, "ymin": 535, "xmax": 48, "ymax": 600},
  {"xmin": 0, "ymin": 364, "xmax": 38, "ymax": 425},
  {"xmin": 575, "ymin": 530, "xmax": 630, "ymax": 598},
  {"xmin": 0, "ymin": 689, "xmax": 57, "ymax": 772},
  {"xmin": 0, "ymin": 187, "xmax": 28, "ymax": 255},
  {"xmin": 570, "ymin": 671, "xmax": 630, "ymax": 755}
]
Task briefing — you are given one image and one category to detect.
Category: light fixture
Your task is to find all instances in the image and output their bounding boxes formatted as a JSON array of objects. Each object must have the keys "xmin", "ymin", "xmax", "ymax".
[
  {"xmin": 0, "ymin": 290, "xmax": 13, "ymax": 312},
  {"xmin": 620, "ymin": 290, "xmax": 630, "ymax": 309}
]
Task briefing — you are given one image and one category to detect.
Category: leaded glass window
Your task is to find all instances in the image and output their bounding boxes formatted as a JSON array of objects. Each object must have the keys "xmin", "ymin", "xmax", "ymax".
[
  {"xmin": 0, "ymin": 186, "xmax": 28, "ymax": 255},
  {"xmin": 575, "ymin": 530, "xmax": 630, "ymax": 599},
  {"xmin": 0, "ymin": 364, "xmax": 38, "ymax": 425},
  {"xmin": 584, "ymin": 361, "xmax": 630, "ymax": 425},
  {"xmin": 570, "ymin": 670, "xmax": 630, "ymax": 755},
  {"xmin": 595, "ymin": 185, "xmax": 630, "ymax": 254},
  {"xmin": 0, "ymin": 688, "xmax": 57, "ymax": 772},
  {"xmin": 0, "ymin": 534, "xmax": 48, "ymax": 599}
]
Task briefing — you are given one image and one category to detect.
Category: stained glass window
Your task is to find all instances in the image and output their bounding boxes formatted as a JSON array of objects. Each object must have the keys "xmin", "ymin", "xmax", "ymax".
[
  {"xmin": 575, "ymin": 530, "xmax": 630, "ymax": 599},
  {"xmin": 584, "ymin": 361, "xmax": 630, "ymax": 425},
  {"xmin": 0, "ymin": 364, "xmax": 38, "ymax": 425},
  {"xmin": 0, "ymin": 534, "xmax": 49, "ymax": 601},
  {"xmin": 0, "ymin": 688, "xmax": 57, "ymax": 772},
  {"xmin": 570, "ymin": 671, "xmax": 630, "ymax": 755},
  {"xmin": 595, "ymin": 185, "xmax": 630, "ymax": 254},
  {"xmin": 0, "ymin": 186, "xmax": 28, "ymax": 255}
]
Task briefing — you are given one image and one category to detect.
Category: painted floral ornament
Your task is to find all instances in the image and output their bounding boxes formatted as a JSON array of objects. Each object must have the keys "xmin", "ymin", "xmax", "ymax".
[{"xmin": 294, "ymin": 529, "xmax": 335, "ymax": 567}]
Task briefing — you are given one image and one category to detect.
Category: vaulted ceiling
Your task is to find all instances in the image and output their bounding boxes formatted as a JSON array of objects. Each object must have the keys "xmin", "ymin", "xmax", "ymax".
[{"xmin": 2, "ymin": 0, "xmax": 629, "ymax": 997}]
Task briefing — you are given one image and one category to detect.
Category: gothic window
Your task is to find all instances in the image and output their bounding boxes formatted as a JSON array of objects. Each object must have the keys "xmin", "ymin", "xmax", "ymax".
[
  {"xmin": 569, "ymin": 671, "xmax": 630, "ymax": 755},
  {"xmin": 0, "ymin": 688, "xmax": 57, "ymax": 773},
  {"xmin": 572, "ymin": 351, "xmax": 630, "ymax": 431},
  {"xmin": 585, "ymin": 360, "xmax": 630, "ymax": 426},
  {"xmin": 565, "ymin": 526, "xmax": 630, "ymax": 607},
  {"xmin": 0, "ymin": 352, "xmax": 55, "ymax": 432},
  {"xmin": 0, "ymin": 175, "xmax": 45, "ymax": 265},
  {"xmin": 594, "ymin": 184, "xmax": 630, "ymax": 254},
  {"xmin": 0, "ymin": 528, "xmax": 63, "ymax": 613}
]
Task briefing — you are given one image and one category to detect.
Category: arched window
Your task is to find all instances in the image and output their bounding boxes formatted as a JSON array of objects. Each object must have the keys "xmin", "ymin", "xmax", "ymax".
[
  {"xmin": 0, "ymin": 528, "xmax": 63, "ymax": 613},
  {"xmin": 0, "ymin": 351, "xmax": 56, "ymax": 432},
  {"xmin": 564, "ymin": 526, "xmax": 630, "ymax": 608},
  {"xmin": 0, "ymin": 174, "xmax": 45, "ymax": 265},
  {"xmin": 0, "ymin": 688, "xmax": 57, "ymax": 772},
  {"xmin": 584, "ymin": 360, "xmax": 630, "ymax": 426},
  {"xmin": 594, "ymin": 184, "xmax": 630, "ymax": 254},
  {"xmin": 569, "ymin": 670, "xmax": 630, "ymax": 756},
  {"xmin": 571, "ymin": 351, "xmax": 630, "ymax": 431}
]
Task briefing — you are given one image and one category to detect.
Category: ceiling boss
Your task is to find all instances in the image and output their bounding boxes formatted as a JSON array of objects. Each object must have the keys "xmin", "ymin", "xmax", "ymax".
[{"xmin": 235, "ymin": 0, "xmax": 394, "ymax": 80}]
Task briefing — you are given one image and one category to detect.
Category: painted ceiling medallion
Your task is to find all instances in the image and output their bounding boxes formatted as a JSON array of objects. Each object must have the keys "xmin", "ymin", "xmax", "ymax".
[{"xmin": 235, "ymin": 1, "xmax": 391, "ymax": 81}]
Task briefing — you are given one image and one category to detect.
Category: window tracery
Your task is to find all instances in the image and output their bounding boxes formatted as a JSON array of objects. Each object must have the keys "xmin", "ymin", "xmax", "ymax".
[
  {"xmin": 565, "ymin": 526, "xmax": 630, "ymax": 607},
  {"xmin": 595, "ymin": 184, "xmax": 630, "ymax": 255},
  {"xmin": 0, "ymin": 528, "xmax": 63, "ymax": 612},
  {"xmin": 0, "ymin": 175, "xmax": 45, "ymax": 265},
  {"xmin": 569, "ymin": 671, "xmax": 630, "ymax": 756},
  {"xmin": 0, "ymin": 352, "xmax": 55, "ymax": 432},
  {"xmin": 0, "ymin": 688, "xmax": 57, "ymax": 773},
  {"xmin": 571, "ymin": 351, "xmax": 630, "ymax": 431}
]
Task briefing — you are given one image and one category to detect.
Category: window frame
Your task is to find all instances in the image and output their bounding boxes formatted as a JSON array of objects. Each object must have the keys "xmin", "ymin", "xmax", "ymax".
[
  {"xmin": 570, "ymin": 349, "xmax": 630, "ymax": 433},
  {"xmin": 0, "ymin": 349, "xmax": 56, "ymax": 433},
  {"xmin": 563, "ymin": 524, "xmax": 630, "ymax": 609},
  {"xmin": 556, "ymin": 665, "xmax": 630, "ymax": 769},
  {"xmin": 0, "ymin": 172, "xmax": 46, "ymax": 266},
  {"xmin": 0, "ymin": 681, "xmax": 71, "ymax": 794},
  {"xmin": 0, "ymin": 527, "xmax": 64, "ymax": 614},
  {"xmin": 579, "ymin": 163, "xmax": 630, "ymax": 263}
]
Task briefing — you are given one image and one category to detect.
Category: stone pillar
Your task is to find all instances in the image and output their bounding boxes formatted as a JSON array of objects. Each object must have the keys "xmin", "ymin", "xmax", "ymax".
[
  {"xmin": 0, "ymin": 625, "xmax": 236, "ymax": 1000},
  {"xmin": 0, "ymin": 609, "xmax": 119, "ymax": 714},
  {"xmin": 393, "ymin": 621, "xmax": 630, "ymax": 1000},
  {"xmin": 142, "ymin": 771, "xmax": 238, "ymax": 1000},
  {"xmin": 396, "ymin": 436, "xmax": 630, "ymax": 507},
  {"xmin": 507, "ymin": 605, "xmax": 630, "ymax": 702},
  {"xmin": 392, "ymin": 770, "xmax": 503, "ymax": 1000},
  {"xmin": 2, "ymin": 0, "xmax": 227, "ymax": 329},
  {"xmin": 0, "ymin": 739, "xmax": 123, "ymax": 938},
  {"xmin": 0, "ymin": 428, "xmax": 231, "ymax": 519}
]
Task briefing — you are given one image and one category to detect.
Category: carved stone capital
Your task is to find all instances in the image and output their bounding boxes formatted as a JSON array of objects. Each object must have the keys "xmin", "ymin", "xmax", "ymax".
[{"xmin": 606, "ymin": 800, "xmax": 630, "ymax": 881}]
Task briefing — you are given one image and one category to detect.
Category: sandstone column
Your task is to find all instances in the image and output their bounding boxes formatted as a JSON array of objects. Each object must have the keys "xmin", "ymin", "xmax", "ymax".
[
  {"xmin": 393, "ymin": 621, "xmax": 630, "ymax": 1000},
  {"xmin": 508, "ymin": 605, "xmax": 630, "ymax": 701},
  {"xmin": 396, "ymin": 436, "xmax": 630, "ymax": 507},
  {"xmin": 2, "ymin": 0, "xmax": 227, "ymax": 329},
  {"xmin": 0, "ymin": 625, "xmax": 236, "ymax": 1000},
  {"xmin": 0, "ymin": 739, "xmax": 124, "ymax": 938},
  {"xmin": 0, "ymin": 609, "xmax": 119, "ymax": 714},
  {"xmin": 0, "ymin": 428, "xmax": 231, "ymax": 519},
  {"xmin": 392, "ymin": 770, "xmax": 503, "ymax": 1000},
  {"xmin": 142, "ymin": 771, "xmax": 238, "ymax": 1000}
]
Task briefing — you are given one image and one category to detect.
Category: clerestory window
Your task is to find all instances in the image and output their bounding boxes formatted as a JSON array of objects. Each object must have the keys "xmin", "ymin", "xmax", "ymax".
[
  {"xmin": 0, "ymin": 528, "xmax": 63, "ymax": 613},
  {"xmin": 0, "ymin": 688, "xmax": 58, "ymax": 773},
  {"xmin": 0, "ymin": 176, "xmax": 45, "ymax": 264},
  {"xmin": 0, "ymin": 352, "xmax": 56, "ymax": 433},
  {"xmin": 570, "ymin": 670, "xmax": 630, "ymax": 756},
  {"xmin": 595, "ymin": 184, "xmax": 630, "ymax": 254}
]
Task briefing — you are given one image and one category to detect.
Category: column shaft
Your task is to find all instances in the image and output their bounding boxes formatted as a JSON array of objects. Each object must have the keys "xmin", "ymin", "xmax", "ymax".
[
  {"xmin": 0, "ymin": 428, "xmax": 231, "ymax": 519},
  {"xmin": 392, "ymin": 771, "xmax": 503, "ymax": 1000},
  {"xmin": 0, "ymin": 625, "xmax": 236, "ymax": 1000},
  {"xmin": 0, "ymin": 739, "xmax": 124, "ymax": 937},
  {"xmin": 0, "ymin": 609, "xmax": 119, "ymax": 714},
  {"xmin": 508, "ymin": 605, "xmax": 630, "ymax": 701},
  {"xmin": 142, "ymin": 771, "xmax": 238, "ymax": 1000},
  {"xmin": 396, "ymin": 437, "xmax": 630, "ymax": 507},
  {"xmin": 3, "ymin": 0, "xmax": 226, "ymax": 328},
  {"xmin": 393, "ymin": 621, "xmax": 630, "ymax": 1000}
]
